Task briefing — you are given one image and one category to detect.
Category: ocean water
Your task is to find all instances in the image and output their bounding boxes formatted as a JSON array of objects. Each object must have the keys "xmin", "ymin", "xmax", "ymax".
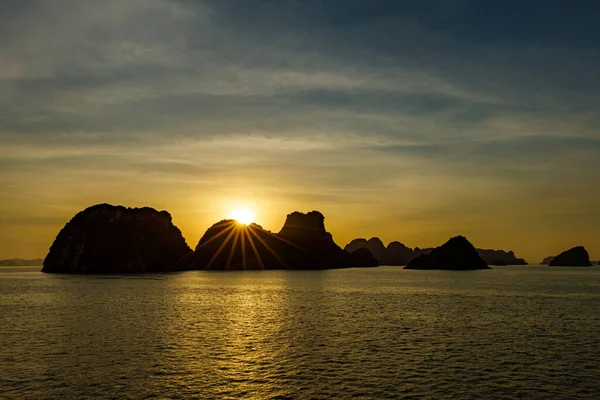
[{"xmin": 1, "ymin": 265, "xmax": 599, "ymax": 399}]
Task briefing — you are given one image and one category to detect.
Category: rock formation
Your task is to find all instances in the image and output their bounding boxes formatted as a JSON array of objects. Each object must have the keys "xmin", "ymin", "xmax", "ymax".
[
  {"xmin": 404, "ymin": 236, "xmax": 490, "ymax": 270},
  {"xmin": 179, "ymin": 211, "xmax": 377, "ymax": 270},
  {"xmin": 476, "ymin": 249, "xmax": 527, "ymax": 266},
  {"xmin": 386, "ymin": 241, "xmax": 416, "ymax": 265},
  {"xmin": 345, "ymin": 237, "xmax": 526, "ymax": 266},
  {"xmin": 42, "ymin": 204, "xmax": 191, "ymax": 273},
  {"xmin": 345, "ymin": 237, "xmax": 389, "ymax": 264},
  {"xmin": 548, "ymin": 246, "xmax": 593, "ymax": 267}
]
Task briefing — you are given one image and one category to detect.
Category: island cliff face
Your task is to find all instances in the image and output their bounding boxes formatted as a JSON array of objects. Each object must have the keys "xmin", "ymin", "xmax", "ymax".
[
  {"xmin": 404, "ymin": 236, "xmax": 489, "ymax": 270},
  {"xmin": 42, "ymin": 204, "xmax": 191, "ymax": 273},
  {"xmin": 178, "ymin": 211, "xmax": 377, "ymax": 270},
  {"xmin": 548, "ymin": 246, "xmax": 593, "ymax": 267},
  {"xmin": 345, "ymin": 237, "xmax": 526, "ymax": 266}
]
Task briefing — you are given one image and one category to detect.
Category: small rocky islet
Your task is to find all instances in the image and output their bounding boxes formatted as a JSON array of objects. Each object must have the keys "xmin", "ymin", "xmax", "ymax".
[
  {"xmin": 541, "ymin": 247, "xmax": 597, "ymax": 266},
  {"xmin": 545, "ymin": 246, "xmax": 593, "ymax": 267},
  {"xmin": 404, "ymin": 235, "xmax": 490, "ymax": 270},
  {"xmin": 42, "ymin": 204, "xmax": 595, "ymax": 273}
]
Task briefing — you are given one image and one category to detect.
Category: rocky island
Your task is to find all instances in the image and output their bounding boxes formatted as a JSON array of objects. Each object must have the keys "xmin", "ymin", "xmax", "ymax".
[
  {"xmin": 404, "ymin": 236, "xmax": 490, "ymax": 270},
  {"xmin": 177, "ymin": 211, "xmax": 377, "ymax": 270},
  {"xmin": 547, "ymin": 246, "xmax": 593, "ymax": 267},
  {"xmin": 345, "ymin": 237, "xmax": 526, "ymax": 266},
  {"xmin": 42, "ymin": 204, "xmax": 192, "ymax": 273},
  {"xmin": 43, "ymin": 205, "xmax": 376, "ymax": 273}
]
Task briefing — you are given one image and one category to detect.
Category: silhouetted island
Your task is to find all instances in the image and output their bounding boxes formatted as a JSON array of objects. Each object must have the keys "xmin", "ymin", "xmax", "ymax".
[
  {"xmin": 547, "ymin": 246, "xmax": 593, "ymax": 267},
  {"xmin": 345, "ymin": 237, "xmax": 526, "ymax": 266},
  {"xmin": 0, "ymin": 258, "xmax": 43, "ymax": 266},
  {"xmin": 42, "ymin": 204, "xmax": 191, "ymax": 273},
  {"xmin": 477, "ymin": 249, "xmax": 527, "ymax": 266},
  {"xmin": 404, "ymin": 236, "xmax": 490, "ymax": 270},
  {"xmin": 177, "ymin": 211, "xmax": 377, "ymax": 270}
]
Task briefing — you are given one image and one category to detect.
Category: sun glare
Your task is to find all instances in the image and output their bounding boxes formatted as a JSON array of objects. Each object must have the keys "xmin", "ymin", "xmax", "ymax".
[{"xmin": 229, "ymin": 208, "xmax": 255, "ymax": 225}]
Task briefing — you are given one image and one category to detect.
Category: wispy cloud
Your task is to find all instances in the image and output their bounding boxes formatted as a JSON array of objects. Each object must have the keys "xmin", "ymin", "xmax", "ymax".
[{"xmin": 1, "ymin": 0, "xmax": 599, "ymax": 261}]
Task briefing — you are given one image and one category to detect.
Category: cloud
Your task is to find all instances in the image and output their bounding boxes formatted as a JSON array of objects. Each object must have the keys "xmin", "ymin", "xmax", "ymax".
[{"xmin": 0, "ymin": 0, "xmax": 599, "ymax": 260}]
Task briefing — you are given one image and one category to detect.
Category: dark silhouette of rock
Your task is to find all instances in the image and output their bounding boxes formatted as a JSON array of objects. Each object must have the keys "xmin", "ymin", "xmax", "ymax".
[
  {"xmin": 179, "ymin": 211, "xmax": 375, "ymax": 270},
  {"xmin": 540, "ymin": 256, "xmax": 555, "ymax": 265},
  {"xmin": 477, "ymin": 249, "xmax": 527, "ymax": 266},
  {"xmin": 345, "ymin": 237, "xmax": 388, "ymax": 264},
  {"xmin": 42, "ymin": 204, "xmax": 191, "ymax": 273},
  {"xmin": 345, "ymin": 237, "xmax": 525, "ymax": 266},
  {"xmin": 0, "ymin": 258, "xmax": 43, "ymax": 266},
  {"xmin": 344, "ymin": 238, "xmax": 370, "ymax": 254},
  {"xmin": 548, "ymin": 246, "xmax": 593, "ymax": 267},
  {"xmin": 350, "ymin": 248, "xmax": 378, "ymax": 268},
  {"xmin": 387, "ymin": 241, "xmax": 417, "ymax": 265},
  {"xmin": 404, "ymin": 236, "xmax": 489, "ymax": 270}
]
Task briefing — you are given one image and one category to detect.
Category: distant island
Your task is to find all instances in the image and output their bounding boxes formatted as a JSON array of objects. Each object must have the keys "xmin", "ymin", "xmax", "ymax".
[
  {"xmin": 42, "ymin": 204, "xmax": 376, "ymax": 273},
  {"xmin": 0, "ymin": 258, "xmax": 43, "ymax": 266},
  {"xmin": 546, "ymin": 246, "xmax": 593, "ymax": 267},
  {"xmin": 345, "ymin": 237, "xmax": 527, "ymax": 266},
  {"xmin": 540, "ymin": 250, "xmax": 600, "ymax": 267},
  {"xmin": 404, "ymin": 236, "xmax": 489, "ymax": 270}
]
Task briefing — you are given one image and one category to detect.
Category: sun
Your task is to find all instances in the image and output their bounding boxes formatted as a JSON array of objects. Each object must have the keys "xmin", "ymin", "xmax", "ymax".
[{"xmin": 229, "ymin": 208, "xmax": 255, "ymax": 225}]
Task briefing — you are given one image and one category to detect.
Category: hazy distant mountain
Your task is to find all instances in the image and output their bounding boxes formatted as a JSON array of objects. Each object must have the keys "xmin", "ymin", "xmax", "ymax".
[
  {"xmin": 0, "ymin": 258, "xmax": 43, "ymax": 266},
  {"xmin": 548, "ymin": 246, "xmax": 593, "ymax": 267},
  {"xmin": 405, "ymin": 236, "xmax": 490, "ymax": 270},
  {"xmin": 476, "ymin": 249, "xmax": 527, "ymax": 266},
  {"xmin": 177, "ymin": 211, "xmax": 377, "ymax": 270},
  {"xmin": 540, "ymin": 256, "xmax": 555, "ymax": 265},
  {"xmin": 345, "ymin": 237, "xmax": 527, "ymax": 266}
]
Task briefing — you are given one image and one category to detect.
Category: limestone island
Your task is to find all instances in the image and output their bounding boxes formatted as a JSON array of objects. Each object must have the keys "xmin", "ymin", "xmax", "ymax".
[
  {"xmin": 43, "ymin": 205, "xmax": 377, "ymax": 273},
  {"xmin": 404, "ymin": 236, "xmax": 490, "ymax": 270},
  {"xmin": 176, "ymin": 211, "xmax": 377, "ymax": 270},
  {"xmin": 345, "ymin": 237, "xmax": 526, "ymax": 266},
  {"xmin": 42, "ymin": 204, "xmax": 191, "ymax": 273},
  {"xmin": 547, "ymin": 246, "xmax": 593, "ymax": 267}
]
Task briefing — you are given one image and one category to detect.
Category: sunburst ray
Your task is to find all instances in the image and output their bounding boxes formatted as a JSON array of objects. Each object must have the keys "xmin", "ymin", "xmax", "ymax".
[
  {"xmin": 206, "ymin": 225, "xmax": 238, "ymax": 269},
  {"xmin": 225, "ymin": 226, "xmax": 241, "ymax": 270},
  {"xmin": 259, "ymin": 228, "xmax": 317, "ymax": 257},
  {"xmin": 248, "ymin": 226, "xmax": 289, "ymax": 269},
  {"xmin": 196, "ymin": 220, "xmax": 236, "ymax": 249},
  {"xmin": 240, "ymin": 226, "xmax": 247, "ymax": 270},
  {"xmin": 244, "ymin": 228, "xmax": 264, "ymax": 270}
]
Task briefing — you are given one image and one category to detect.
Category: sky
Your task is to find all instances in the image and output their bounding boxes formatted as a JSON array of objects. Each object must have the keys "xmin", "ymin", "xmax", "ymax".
[{"xmin": 1, "ymin": 0, "xmax": 599, "ymax": 263}]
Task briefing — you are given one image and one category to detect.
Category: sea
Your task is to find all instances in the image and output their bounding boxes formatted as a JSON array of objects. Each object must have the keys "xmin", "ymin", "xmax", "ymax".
[{"xmin": 1, "ymin": 265, "xmax": 599, "ymax": 399}]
